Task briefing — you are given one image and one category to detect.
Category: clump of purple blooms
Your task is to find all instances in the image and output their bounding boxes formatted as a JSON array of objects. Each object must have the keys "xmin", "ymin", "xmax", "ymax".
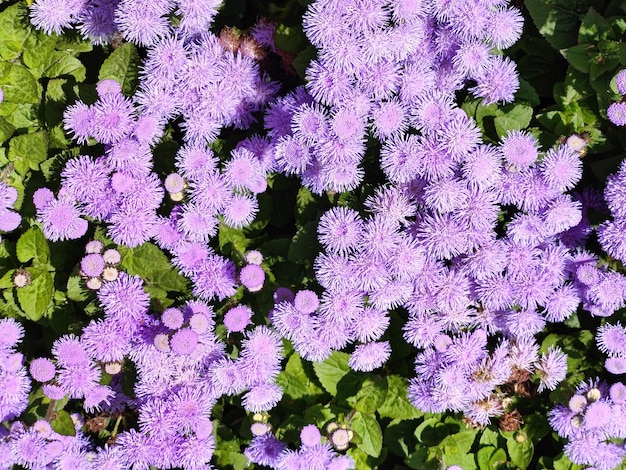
[
  {"xmin": 14, "ymin": 0, "xmax": 626, "ymax": 468},
  {"xmin": 549, "ymin": 379, "xmax": 626, "ymax": 470}
]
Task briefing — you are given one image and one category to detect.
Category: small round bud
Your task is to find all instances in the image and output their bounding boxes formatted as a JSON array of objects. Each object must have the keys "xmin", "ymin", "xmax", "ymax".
[
  {"xmin": 102, "ymin": 267, "xmax": 119, "ymax": 281},
  {"xmin": 165, "ymin": 173, "xmax": 185, "ymax": 194},
  {"xmin": 566, "ymin": 134, "xmax": 586, "ymax": 153},
  {"xmin": 246, "ymin": 250, "xmax": 263, "ymax": 265},
  {"xmin": 32, "ymin": 420, "xmax": 52, "ymax": 438},
  {"xmin": 251, "ymin": 422, "xmax": 271, "ymax": 436},
  {"xmin": 586, "ymin": 387, "xmax": 602, "ymax": 402},
  {"xmin": 330, "ymin": 428, "xmax": 352, "ymax": 450},
  {"xmin": 170, "ymin": 191, "xmax": 184, "ymax": 202},
  {"xmin": 86, "ymin": 277, "xmax": 102, "ymax": 290},
  {"xmin": 13, "ymin": 270, "xmax": 31, "ymax": 288},
  {"xmin": 153, "ymin": 333, "xmax": 171, "ymax": 353},
  {"xmin": 103, "ymin": 249, "xmax": 121, "ymax": 265},
  {"xmin": 568, "ymin": 394, "xmax": 587, "ymax": 413},
  {"xmin": 105, "ymin": 362, "xmax": 122, "ymax": 375},
  {"xmin": 85, "ymin": 240, "xmax": 103, "ymax": 254}
]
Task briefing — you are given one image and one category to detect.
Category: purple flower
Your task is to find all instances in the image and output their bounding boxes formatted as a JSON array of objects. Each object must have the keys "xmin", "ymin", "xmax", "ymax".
[
  {"xmin": 242, "ymin": 383, "xmax": 283, "ymax": 412},
  {"xmin": 28, "ymin": 358, "xmax": 56, "ymax": 383},
  {"xmin": 170, "ymin": 328, "xmax": 198, "ymax": 356},
  {"xmin": 535, "ymin": 347, "xmax": 568, "ymax": 392},
  {"xmin": 348, "ymin": 341, "xmax": 391, "ymax": 372},
  {"xmin": 471, "ymin": 55, "xmax": 519, "ymax": 104},
  {"xmin": 98, "ymin": 273, "xmax": 150, "ymax": 323},
  {"xmin": 30, "ymin": 0, "xmax": 83, "ymax": 35},
  {"xmin": 191, "ymin": 255, "xmax": 237, "ymax": 301},
  {"xmin": 608, "ymin": 102, "xmax": 626, "ymax": 126},
  {"xmin": 161, "ymin": 308, "xmax": 184, "ymax": 330},
  {"xmin": 240, "ymin": 264, "xmax": 265, "ymax": 292},
  {"xmin": 37, "ymin": 195, "xmax": 88, "ymax": 242},
  {"xmin": 224, "ymin": 306, "xmax": 253, "ymax": 333},
  {"xmin": 487, "ymin": 6, "xmax": 524, "ymax": 49},
  {"xmin": 245, "ymin": 433, "xmax": 285, "ymax": 467}
]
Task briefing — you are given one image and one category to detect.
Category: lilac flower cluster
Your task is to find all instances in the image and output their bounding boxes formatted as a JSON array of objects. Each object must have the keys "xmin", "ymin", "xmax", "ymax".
[
  {"xmin": 30, "ymin": 0, "xmax": 222, "ymax": 46},
  {"xmin": 244, "ymin": 424, "xmax": 355, "ymax": 470},
  {"xmin": 259, "ymin": 0, "xmax": 522, "ymax": 194},
  {"xmin": 0, "ymin": 182, "xmax": 21, "ymax": 242},
  {"xmin": 597, "ymin": 322, "xmax": 626, "ymax": 375},
  {"xmin": 79, "ymin": 240, "xmax": 121, "ymax": 290},
  {"xmin": 0, "ymin": 319, "xmax": 29, "ymax": 423},
  {"xmin": 607, "ymin": 69, "xmax": 626, "ymax": 126},
  {"xmin": 549, "ymin": 379, "xmax": 626, "ymax": 470},
  {"xmin": 597, "ymin": 158, "xmax": 626, "ymax": 264}
]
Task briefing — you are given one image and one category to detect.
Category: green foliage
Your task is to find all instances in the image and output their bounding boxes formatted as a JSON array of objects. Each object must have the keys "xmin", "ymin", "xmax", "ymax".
[{"xmin": 98, "ymin": 42, "xmax": 140, "ymax": 95}]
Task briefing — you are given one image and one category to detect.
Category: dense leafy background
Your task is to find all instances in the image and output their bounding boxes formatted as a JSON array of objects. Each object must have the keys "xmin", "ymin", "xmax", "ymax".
[{"xmin": 1, "ymin": 0, "xmax": 626, "ymax": 468}]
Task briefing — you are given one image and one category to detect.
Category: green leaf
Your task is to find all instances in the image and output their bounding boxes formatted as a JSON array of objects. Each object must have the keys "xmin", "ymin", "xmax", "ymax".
[
  {"xmin": 16, "ymin": 226, "xmax": 50, "ymax": 264},
  {"xmin": 553, "ymin": 451, "xmax": 585, "ymax": 470},
  {"xmin": 354, "ymin": 376, "xmax": 387, "ymax": 414},
  {"xmin": 494, "ymin": 105, "xmax": 533, "ymax": 138},
  {"xmin": 525, "ymin": 0, "xmax": 593, "ymax": 50},
  {"xmin": 98, "ymin": 42, "xmax": 140, "ymax": 95},
  {"xmin": 0, "ymin": 117, "xmax": 15, "ymax": 144},
  {"xmin": 477, "ymin": 446, "xmax": 497, "ymax": 470},
  {"xmin": 563, "ymin": 44, "xmax": 592, "ymax": 73},
  {"xmin": 119, "ymin": 242, "xmax": 189, "ymax": 294},
  {"xmin": 45, "ymin": 51, "xmax": 86, "ymax": 81},
  {"xmin": 312, "ymin": 351, "xmax": 350, "ymax": 395},
  {"xmin": 218, "ymin": 223, "xmax": 249, "ymax": 255},
  {"xmin": 578, "ymin": 7, "xmax": 611, "ymax": 43},
  {"xmin": 377, "ymin": 375, "xmax": 422, "ymax": 420},
  {"xmin": 66, "ymin": 275, "xmax": 89, "ymax": 302},
  {"xmin": 22, "ymin": 31, "xmax": 58, "ymax": 78},
  {"xmin": 288, "ymin": 220, "xmax": 321, "ymax": 263},
  {"xmin": 293, "ymin": 46, "xmax": 317, "ymax": 80},
  {"xmin": 16, "ymin": 270, "xmax": 53, "ymax": 321},
  {"xmin": 0, "ymin": 62, "xmax": 40, "ymax": 105},
  {"xmin": 0, "ymin": 4, "xmax": 30, "ymax": 61},
  {"xmin": 274, "ymin": 24, "xmax": 307, "ymax": 55},
  {"xmin": 505, "ymin": 431, "xmax": 534, "ymax": 469},
  {"xmin": 488, "ymin": 448, "xmax": 508, "ymax": 468},
  {"xmin": 276, "ymin": 352, "xmax": 324, "ymax": 401},
  {"xmin": 440, "ymin": 428, "xmax": 479, "ymax": 469},
  {"xmin": 50, "ymin": 410, "xmax": 76, "ymax": 437},
  {"xmin": 8, "ymin": 131, "xmax": 49, "ymax": 175},
  {"xmin": 351, "ymin": 411, "xmax": 383, "ymax": 457}
]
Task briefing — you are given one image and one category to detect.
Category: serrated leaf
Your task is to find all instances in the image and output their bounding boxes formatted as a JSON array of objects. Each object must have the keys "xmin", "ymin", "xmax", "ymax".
[
  {"xmin": 0, "ymin": 117, "xmax": 15, "ymax": 144},
  {"xmin": 354, "ymin": 376, "xmax": 387, "ymax": 414},
  {"xmin": 477, "ymin": 446, "xmax": 497, "ymax": 470},
  {"xmin": 351, "ymin": 412, "xmax": 383, "ymax": 457},
  {"xmin": 578, "ymin": 7, "xmax": 611, "ymax": 43},
  {"xmin": 45, "ymin": 51, "xmax": 86, "ymax": 81},
  {"xmin": 22, "ymin": 31, "xmax": 57, "ymax": 78},
  {"xmin": 98, "ymin": 42, "xmax": 139, "ymax": 95},
  {"xmin": 553, "ymin": 451, "xmax": 584, "ymax": 470},
  {"xmin": 16, "ymin": 270, "xmax": 53, "ymax": 321},
  {"xmin": 276, "ymin": 352, "xmax": 323, "ymax": 401},
  {"xmin": 16, "ymin": 226, "xmax": 49, "ymax": 263},
  {"xmin": 8, "ymin": 131, "xmax": 48, "ymax": 175},
  {"xmin": 218, "ymin": 223, "xmax": 249, "ymax": 255},
  {"xmin": 66, "ymin": 275, "xmax": 88, "ymax": 302},
  {"xmin": 440, "ymin": 429, "xmax": 479, "ymax": 469},
  {"xmin": 312, "ymin": 351, "xmax": 350, "ymax": 395},
  {"xmin": 562, "ymin": 44, "xmax": 592, "ymax": 73},
  {"xmin": 50, "ymin": 410, "xmax": 76, "ymax": 436},
  {"xmin": 119, "ymin": 242, "xmax": 189, "ymax": 294},
  {"xmin": 0, "ymin": 4, "xmax": 30, "ymax": 61},
  {"xmin": 506, "ymin": 431, "xmax": 534, "ymax": 469},
  {"xmin": 525, "ymin": 0, "xmax": 593, "ymax": 50},
  {"xmin": 377, "ymin": 375, "xmax": 421, "ymax": 420},
  {"xmin": 0, "ymin": 62, "xmax": 39, "ymax": 105}
]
